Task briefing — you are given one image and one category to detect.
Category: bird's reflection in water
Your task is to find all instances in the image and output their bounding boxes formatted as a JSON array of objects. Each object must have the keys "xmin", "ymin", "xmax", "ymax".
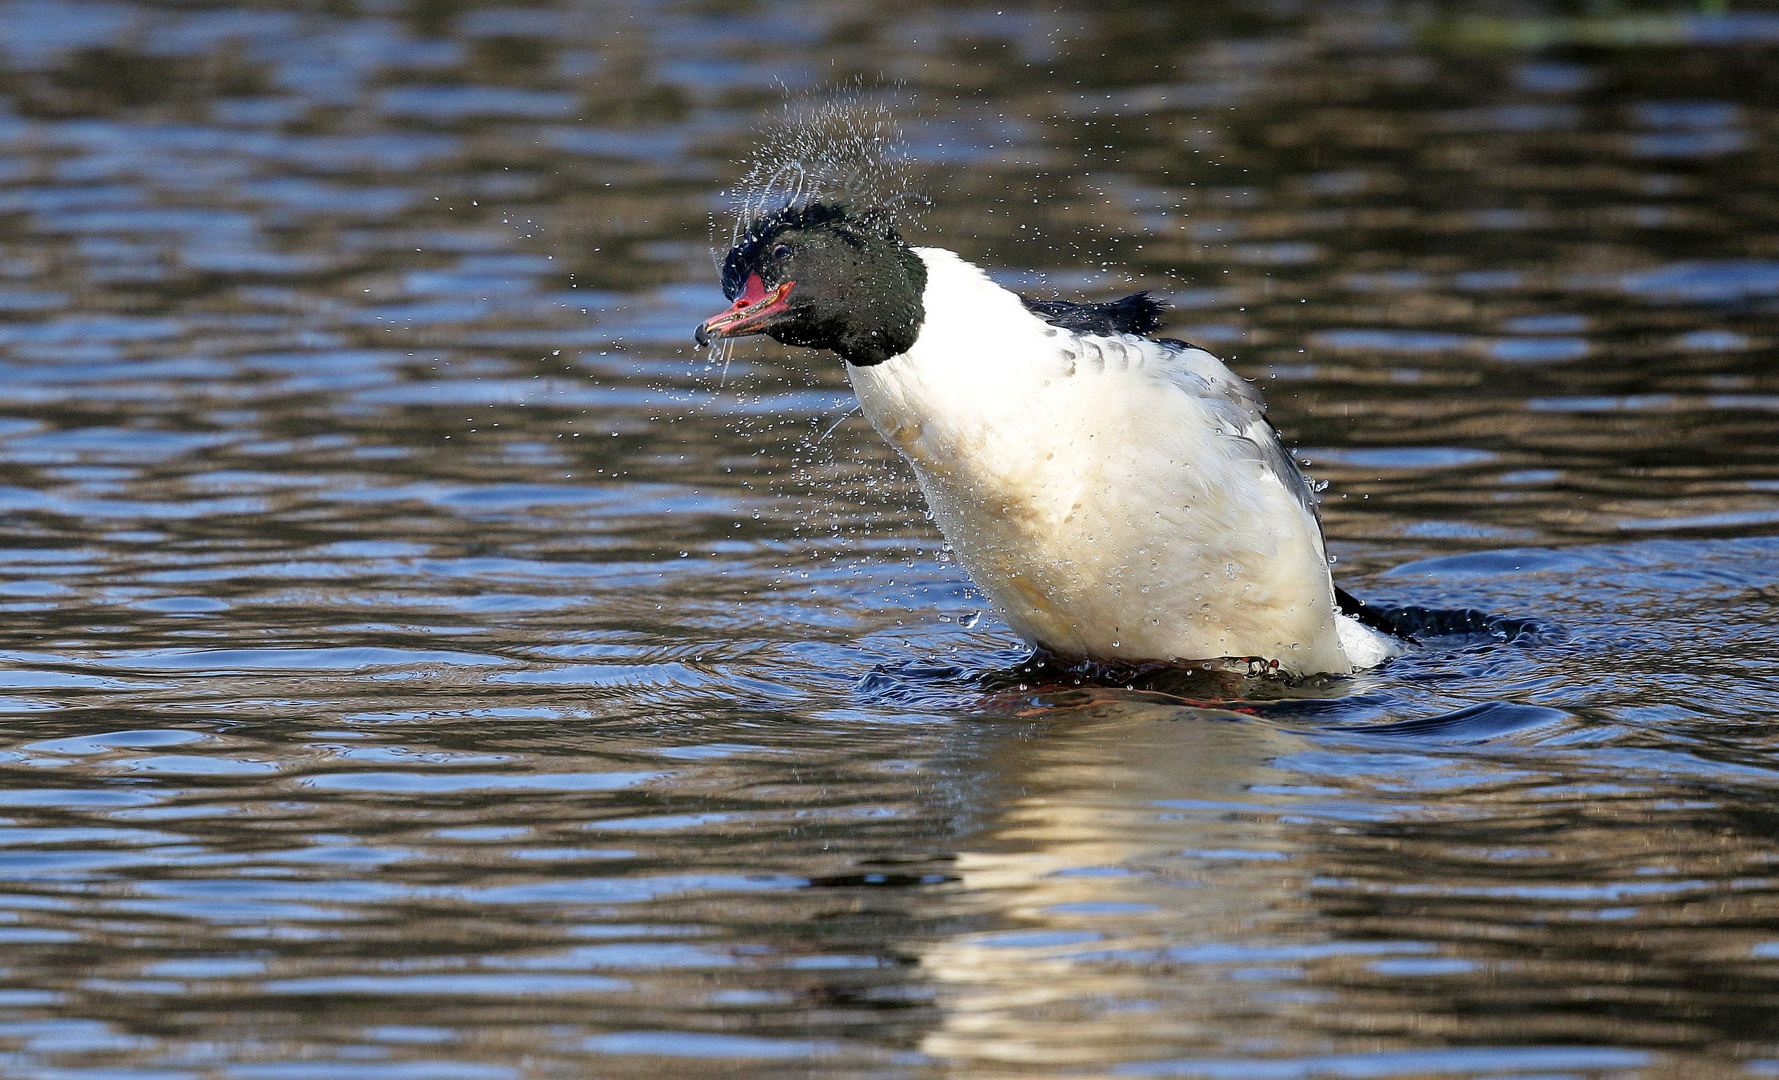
[
  {"xmin": 915, "ymin": 694, "xmax": 1325, "ymax": 1071},
  {"xmin": 902, "ymin": 682, "xmax": 1761, "ymax": 1076}
]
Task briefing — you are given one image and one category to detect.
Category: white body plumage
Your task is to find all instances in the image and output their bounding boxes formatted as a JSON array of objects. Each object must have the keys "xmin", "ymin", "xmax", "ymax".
[{"xmin": 845, "ymin": 248, "xmax": 1400, "ymax": 676}]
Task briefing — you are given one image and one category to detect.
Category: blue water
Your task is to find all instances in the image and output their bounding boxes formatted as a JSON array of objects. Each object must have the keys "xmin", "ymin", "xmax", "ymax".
[{"xmin": 0, "ymin": 1, "xmax": 1776, "ymax": 1077}]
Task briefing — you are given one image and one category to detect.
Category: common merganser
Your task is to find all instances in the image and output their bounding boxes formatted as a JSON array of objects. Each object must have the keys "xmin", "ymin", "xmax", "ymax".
[{"xmin": 695, "ymin": 202, "xmax": 1405, "ymax": 676}]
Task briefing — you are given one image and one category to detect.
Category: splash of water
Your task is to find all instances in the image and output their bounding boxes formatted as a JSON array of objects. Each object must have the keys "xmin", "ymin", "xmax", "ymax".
[
  {"xmin": 703, "ymin": 89, "xmax": 929, "ymax": 575},
  {"xmin": 706, "ymin": 89, "xmax": 922, "ymax": 388},
  {"xmin": 716, "ymin": 88, "xmax": 924, "ymax": 255}
]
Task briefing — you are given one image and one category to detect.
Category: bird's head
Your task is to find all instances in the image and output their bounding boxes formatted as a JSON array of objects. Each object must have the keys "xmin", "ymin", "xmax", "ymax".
[{"xmin": 694, "ymin": 202, "xmax": 927, "ymax": 367}]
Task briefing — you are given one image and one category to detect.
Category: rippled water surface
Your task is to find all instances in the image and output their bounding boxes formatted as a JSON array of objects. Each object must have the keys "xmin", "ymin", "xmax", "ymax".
[{"xmin": 2, "ymin": 1, "xmax": 1779, "ymax": 1077}]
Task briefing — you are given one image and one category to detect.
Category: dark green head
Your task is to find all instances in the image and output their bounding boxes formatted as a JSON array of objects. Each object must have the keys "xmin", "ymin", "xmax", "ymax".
[{"xmin": 694, "ymin": 202, "xmax": 927, "ymax": 367}]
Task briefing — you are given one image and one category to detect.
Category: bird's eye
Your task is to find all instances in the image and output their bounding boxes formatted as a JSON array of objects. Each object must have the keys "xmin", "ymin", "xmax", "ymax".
[{"xmin": 771, "ymin": 243, "xmax": 792, "ymax": 260}]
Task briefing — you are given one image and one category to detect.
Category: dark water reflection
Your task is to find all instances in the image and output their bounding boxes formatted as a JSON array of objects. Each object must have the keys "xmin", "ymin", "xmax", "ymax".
[{"xmin": 0, "ymin": 0, "xmax": 1776, "ymax": 1076}]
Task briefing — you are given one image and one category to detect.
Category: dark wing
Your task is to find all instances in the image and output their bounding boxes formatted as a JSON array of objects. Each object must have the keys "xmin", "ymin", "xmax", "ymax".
[{"xmin": 1022, "ymin": 291, "xmax": 1167, "ymax": 336}]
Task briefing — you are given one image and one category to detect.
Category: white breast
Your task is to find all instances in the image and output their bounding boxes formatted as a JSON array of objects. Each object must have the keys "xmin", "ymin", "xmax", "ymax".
[{"xmin": 845, "ymin": 247, "xmax": 1397, "ymax": 676}]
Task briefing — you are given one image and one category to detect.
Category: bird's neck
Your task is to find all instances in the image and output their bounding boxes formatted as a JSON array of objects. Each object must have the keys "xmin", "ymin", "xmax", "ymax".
[
  {"xmin": 904, "ymin": 247, "xmax": 1041, "ymax": 353},
  {"xmin": 849, "ymin": 247, "xmax": 1062, "ymax": 415},
  {"xmin": 844, "ymin": 248, "xmax": 1070, "ymax": 493}
]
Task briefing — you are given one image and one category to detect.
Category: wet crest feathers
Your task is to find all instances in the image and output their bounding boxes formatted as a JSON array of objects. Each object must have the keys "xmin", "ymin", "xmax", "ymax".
[{"xmin": 721, "ymin": 202, "xmax": 907, "ymax": 298}]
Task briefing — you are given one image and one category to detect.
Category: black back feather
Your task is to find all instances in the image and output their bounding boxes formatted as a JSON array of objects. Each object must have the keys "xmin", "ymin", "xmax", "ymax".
[
  {"xmin": 1020, "ymin": 291, "xmax": 1167, "ymax": 336},
  {"xmin": 1334, "ymin": 586, "xmax": 1418, "ymax": 642}
]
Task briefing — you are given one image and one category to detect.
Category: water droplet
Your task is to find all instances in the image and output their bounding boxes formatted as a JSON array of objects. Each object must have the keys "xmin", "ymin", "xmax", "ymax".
[{"xmin": 958, "ymin": 610, "xmax": 981, "ymax": 628}]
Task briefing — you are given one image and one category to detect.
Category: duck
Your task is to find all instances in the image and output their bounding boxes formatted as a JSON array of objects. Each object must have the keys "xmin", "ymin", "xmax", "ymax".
[{"xmin": 695, "ymin": 202, "xmax": 1405, "ymax": 676}]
